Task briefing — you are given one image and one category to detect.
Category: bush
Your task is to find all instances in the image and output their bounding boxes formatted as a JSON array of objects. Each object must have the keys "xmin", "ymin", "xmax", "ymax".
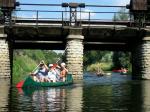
[
  {"xmin": 13, "ymin": 55, "xmax": 37, "ymax": 84},
  {"xmin": 86, "ymin": 62, "xmax": 113, "ymax": 72}
]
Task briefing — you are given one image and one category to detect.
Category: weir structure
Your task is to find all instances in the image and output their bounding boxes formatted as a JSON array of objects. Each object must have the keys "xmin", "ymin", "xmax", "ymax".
[{"xmin": 1, "ymin": 0, "xmax": 150, "ymax": 80}]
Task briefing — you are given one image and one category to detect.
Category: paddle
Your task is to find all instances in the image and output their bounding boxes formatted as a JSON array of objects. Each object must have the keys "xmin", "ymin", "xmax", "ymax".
[
  {"xmin": 55, "ymin": 48, "xmax": 67, "ymax": 64},
  {"xmin": 16, "ymin": 80, "xmax": 24, "ymax": 88},
  {"xmin": 31, "ymin": 63, "xmax": 42, "ymax": 73}
]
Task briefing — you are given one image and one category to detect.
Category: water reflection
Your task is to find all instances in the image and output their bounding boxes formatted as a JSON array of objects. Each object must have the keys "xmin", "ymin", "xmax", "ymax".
[
  {"xmin": 2, "ymin": 73, "xmax": 150, "ymax": 111},
  {"xmin": 0, "ymin": 79, "xmax": 10, "ymax": 111},
  {"xmin": 128, "ymin": 80, "xmax": 150, "ymax": 112},
  {"xmin": 141, "ymin": 81, "xmax": 150, "ymax": 112},
  {"xmin": 83, "ymin": 73, "xmax": 150, "ymax": 112},
  {"xmin": 16, "ymin": 87, "xmax": 66, "ymax": 111},
  {"xmin": 15, "ymin": 82, "xmax": 83, "ymax": 112},
  {"xmin": 30, "ymin": 88, "xmax": 65, "ymax": 112},
  {"xmin": 66, "ymin": 80, "xmax": 83, "ymax": 112}
]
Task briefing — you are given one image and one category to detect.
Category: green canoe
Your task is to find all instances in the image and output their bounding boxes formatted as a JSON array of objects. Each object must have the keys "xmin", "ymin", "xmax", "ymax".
[{"xmin": 22, "ymin": 74, "xmax": 73, "ymax": 88}]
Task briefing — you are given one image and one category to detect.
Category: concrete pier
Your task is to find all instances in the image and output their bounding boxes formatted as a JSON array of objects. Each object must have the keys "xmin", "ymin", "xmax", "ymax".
[
  {"xmin": 132, "ymin": 31, "xmax": 150, "ymax": 79},
  {"xmin": 0, "ymin": 26, "xmax": 10, "ymax": 78},
  {"xmin": 66, "ymin": 28, "xmax": 84, "ymax": 79}
]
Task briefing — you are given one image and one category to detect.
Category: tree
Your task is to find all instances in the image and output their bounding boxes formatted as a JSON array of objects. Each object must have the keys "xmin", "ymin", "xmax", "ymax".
[
  {"xmin": 112, "ymin": 51, "xmax": 131, "ymax": 69},
  {"xmin": 113, "ymin": 8, "xmax": 129, "ymax": 21},
  {"xmin": 83, "ymin": 50, "xmax": 113, "ymax": 69}
]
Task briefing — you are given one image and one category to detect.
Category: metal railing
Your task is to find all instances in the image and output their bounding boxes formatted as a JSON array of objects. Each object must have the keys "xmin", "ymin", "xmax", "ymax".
[
  {"xmin": 8, "ymin": 9, "xmax": 133, "ymax": 27},
  {"xmin": 0, "ymin": 2, "xmax": 149, "ymax": 28}
]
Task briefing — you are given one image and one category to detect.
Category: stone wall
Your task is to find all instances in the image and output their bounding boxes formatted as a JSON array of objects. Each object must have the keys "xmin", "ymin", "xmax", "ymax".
[
  {"xmin": 132, "ymin": 38, "xmax": 150, "ymax": 79},
  {"xmin": 66, "ymin": 28, "xmax": 84, "ymax": 79},
  {"xmin": 0, "ymin": 27, "xmax": 10, "ymax": 78}
]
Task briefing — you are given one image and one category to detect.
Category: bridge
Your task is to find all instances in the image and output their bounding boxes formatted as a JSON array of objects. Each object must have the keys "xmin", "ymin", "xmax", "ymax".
[{"xmin": 0, "ymin": 0, "xmax": 150, "ymax": 80}]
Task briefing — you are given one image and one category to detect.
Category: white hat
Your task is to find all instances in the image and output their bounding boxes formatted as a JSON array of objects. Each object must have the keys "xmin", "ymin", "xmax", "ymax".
[
  {"xmin": 61, "ymin": 63, "xmax": 66, "ymax": 66},
  {"xmin": 49, "ymin": 64, "xmax": 53, "ymax": 67}
]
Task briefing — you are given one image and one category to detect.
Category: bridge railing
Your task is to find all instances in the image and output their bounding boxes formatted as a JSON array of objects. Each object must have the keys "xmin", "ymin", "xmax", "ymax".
[
  {"xmin": 0, "ymin": 2, "xmax": 150, "ymax": 27},
  {"xmin": 1, "ymin": 4, "xmax": 150, "ymax": 28},
  {"xmin": 7, "ymin": 9, "xmax": 134, "ymax": 27}
]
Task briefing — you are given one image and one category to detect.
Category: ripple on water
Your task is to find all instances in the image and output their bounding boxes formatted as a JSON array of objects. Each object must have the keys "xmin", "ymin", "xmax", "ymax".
[{"xmin": 1, "ymin": 73, "xmax": 150, "ymax": 112}]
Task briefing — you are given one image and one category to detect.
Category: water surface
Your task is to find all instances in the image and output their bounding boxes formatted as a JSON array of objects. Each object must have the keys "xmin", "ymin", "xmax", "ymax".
[{"xmin": 1, "ymin": 73, "xmax": 150, "ymax": 112}]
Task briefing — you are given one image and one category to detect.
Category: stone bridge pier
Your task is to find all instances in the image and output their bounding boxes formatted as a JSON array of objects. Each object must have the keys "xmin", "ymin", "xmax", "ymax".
[
  {"xmin": 0, "ymin": 26, "xmax": 11, "ymax": 78},
  {"xmin": 132, "ymin": 30, "xmax": 150, "ymax": 79},
  {"xmin": 66, "ymin": 28, "xmax": 84, "ymax": 79}
]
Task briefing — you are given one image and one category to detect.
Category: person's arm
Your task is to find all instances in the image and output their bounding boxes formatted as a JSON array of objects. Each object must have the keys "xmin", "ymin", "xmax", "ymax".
[
  {"xmin": 30, "ymin": 69, "xmax": 38, "ymax": 76},
  {"xmin": 41, "ymin": 60, "xmax": 49, "ymax": 71},
  {"xmin": 60, "ymin": 70, "xmax": 66, "ymax": 77},
  {"xmin": 30, "ymin": 72, "xmax": 35, "ymax": 76},
  {"xmin": 64, "ymin": 68, "xmax": 68, "ymax": 73},
  {"xmin": 33, "ymin": 69, "xmax": 38, "ymax": 74},
  {"xmin": 54, "ymin": 68, "xmax": 60, "ymax": 76}
]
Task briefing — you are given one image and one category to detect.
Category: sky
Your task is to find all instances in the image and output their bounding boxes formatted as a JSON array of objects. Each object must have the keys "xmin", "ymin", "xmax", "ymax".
[
  {"xmin": 15, "ymin": 0, "xmax": 131, "ymax": 20},
  {"xmin": 17, "ymin": 0, "xmax": 130, "ymax": 6}
]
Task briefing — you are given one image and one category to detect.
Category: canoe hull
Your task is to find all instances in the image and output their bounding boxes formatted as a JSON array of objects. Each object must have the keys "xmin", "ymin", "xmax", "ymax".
[{"xmin": 22, "ymin": 74, "xmax": 73, "ymax": 88}]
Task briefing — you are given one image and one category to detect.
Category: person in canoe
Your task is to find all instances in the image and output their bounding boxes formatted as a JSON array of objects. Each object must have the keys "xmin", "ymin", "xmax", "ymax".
[
  {"xmin": 121, "ymin": 67, "xmax": 128, "ymax": 75},
  {"xmin": 30, "ymin": 60, "xmax": 49, "ymax": 82},
  {"xmin": 60, "ymin": 62, "xmax": 68, "ymax": 82},
  {"xmin": 96, "ymin": 67, "xmax": 105, "ymax": 77},
  {"xmin": 30, "ymin": 61, "xmax": 69, "ymax": 82},
  {"xmin": 47, "ymin": 64, "xmax": 58, "ymax": 82},
  {"xmin": 47, "ymin": 63, "xmax": 68, "ymax": 82}
]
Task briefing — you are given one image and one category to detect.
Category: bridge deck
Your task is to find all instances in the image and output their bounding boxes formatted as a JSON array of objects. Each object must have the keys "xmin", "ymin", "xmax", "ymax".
[{"xmin": 3, "ymin": 20, "xmax": 145, "ymax": 51}]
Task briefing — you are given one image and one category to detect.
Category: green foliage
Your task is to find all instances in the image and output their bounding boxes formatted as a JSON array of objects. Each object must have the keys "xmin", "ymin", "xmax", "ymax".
[
  {"xmin": 112, "ymin": 52, "xmax": 131, "ymax": 69},
  {"xmin": 84, "ymin": 50, "xmax": 114, "ymax": 72},
  {"xmin": 84, "ymin": 51, "xmax": 113, "ymax": 67},
  {"xmin": 13, "ymin": 55, "xmax": 37, "ymax": 83},
  {"xmin": 87, "ymin": 62, "xmax": 113, "ymax": 72}
]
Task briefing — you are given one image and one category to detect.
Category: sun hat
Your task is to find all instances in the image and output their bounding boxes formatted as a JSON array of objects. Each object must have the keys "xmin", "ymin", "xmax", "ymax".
[
  {"xmin": 49, "ymin": 64, "xmax": 53, "ymax": 67},
  {"xmin": 61, "ymin": 63, "xmax": 66, "ymax": 66}
]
